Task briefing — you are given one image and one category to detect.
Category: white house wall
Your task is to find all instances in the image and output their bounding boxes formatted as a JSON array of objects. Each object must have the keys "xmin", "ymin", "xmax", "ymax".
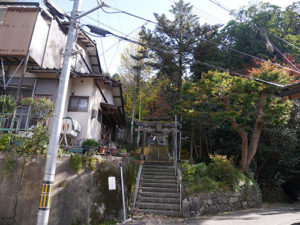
[
  {"xmin": 42, "ymin": 19, "xmax": 66, "ymax": 68},
  {"xmin": 86, "ymin": 81, "xmax": 102, "ymax": 140},
  {"xmin": 66, "ymin": 78, "xmax": 103, "ymax": 142},
  {"xmin": 70, "ymin": 42, "xmax": 92, "ymax": 74},
  {"xmin": 29, "ymin": 12, "xmax": 50, "ymax": 66},
  {"xmin": 99, "ymin": 80, "xmax": 114, "ymax": 105}
]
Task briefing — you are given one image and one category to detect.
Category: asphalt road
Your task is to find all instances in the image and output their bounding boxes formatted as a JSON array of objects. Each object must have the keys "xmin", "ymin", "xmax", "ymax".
[{"xmin": 122, "ymin": 203, "xmax": 300, "ymax": 225}]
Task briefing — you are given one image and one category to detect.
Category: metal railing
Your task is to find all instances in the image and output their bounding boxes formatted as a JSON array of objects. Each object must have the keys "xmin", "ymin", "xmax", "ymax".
[
  {"xmin": 131, "ymin": 164, "xmax": 143, "ymax": 213},
  {"xmin": 0, "ymin": 112, "xmax": 30, "ymax": 132},
  {"xmin": 0, "ymin": 109, "xmax": 43, "ymax": 132},
  {"xmin": 176, "ymin": 165, "xmax": 183, "ymax": 211}
]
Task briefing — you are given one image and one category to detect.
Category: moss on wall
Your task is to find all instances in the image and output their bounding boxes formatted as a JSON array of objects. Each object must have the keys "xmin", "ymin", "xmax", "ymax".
[
  {"xmin": 0, "ymin": 154, "xmax": 137, "ymax": 224},
  {"xmin": 91, "ymin": 158, "xmax": 136, "ymax": 222}
]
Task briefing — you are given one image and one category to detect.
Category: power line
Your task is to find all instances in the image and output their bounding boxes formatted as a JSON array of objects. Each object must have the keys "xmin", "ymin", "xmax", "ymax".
[
  {"xmin": 198, "ymin": 36, "xmax": 300, "ymax": 74},
  {"xmin": 104, "ymin": 4, "xmax": 157, "ymax": 25},
  {"xmin": 168, "ymin": 0, "xmax": 225, "ymax": 24},
  {"xmin": 96, "ymin": 23, "xmax": 146, "ymax": 57},
  {"xmin": 100, "ymin": 37, "xmax": 109, "ymax": 72},
  {"xmin": 84, "ymin": 15, "xmax": 137, "ymax": 40},
  {"xmin": 209, "ymin": 0, "xmax": 300, "ymax": 70},
  {"xmin": 85, "ymin": 24, "xmax": 288, "ymax": 88},
  {"xmin": 208, "ymin": 0, "xmax": 300, "ymax": 52},
  {"xmin": 269, "ymin": 39, "xmax": 300, "ymax": 72},
  {"xmin": 193, "ymin": 5, "xmax": 226, "ymax": 24},
  {"xmin": 195, "ymin": 60, "xmax": 284, "ymax": 88},
  {"xmin": 101, "ymin": 2, "xmax": 300, "ymax": 75},
  {"xmin": 108, "ymin": 40, "xmax": 120, "ymax": 70}
]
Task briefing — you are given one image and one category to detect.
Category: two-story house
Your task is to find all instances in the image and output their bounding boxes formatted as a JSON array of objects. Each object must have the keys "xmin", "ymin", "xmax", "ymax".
[{"xmin": 0, "ymin": 2, "xmax": 125, "ymax": 144}]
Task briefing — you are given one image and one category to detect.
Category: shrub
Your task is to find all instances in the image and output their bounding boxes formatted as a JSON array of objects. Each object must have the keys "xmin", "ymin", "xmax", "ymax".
[
  {"xmin": 13, "ymin": 124, "xmax": 49, "ymax": 155},
  {"xmin": 0, "ymin": 133, "xmax": 10, "ymax": 151},
  {"xmin": 187, "ymin": 177, "xmax": 221, "ymax": 195},
  {"xmin": 207, "ymin": 154, "xmax": 237, "ymax": 189},
  {"xmin": 70, "ymin": 154, "xmax": 82, "ymax": 173},
  {"xmin": 83, "ymin": 155, "xmax": 98, "ymax": 171},
  {"xmin": 181, "ymin": 154, "xmax": 258, "ymax": 196},
  {"xmin": 181, "ymin": 160, "xmax": 207, "ymax": 182},
  {"xmin": 0, "ymin": 95, "xmax": 16, "ymax": 113},
  {"xmin": 82, "ymin": 139, "xmax": 99, "ymax": 149}
]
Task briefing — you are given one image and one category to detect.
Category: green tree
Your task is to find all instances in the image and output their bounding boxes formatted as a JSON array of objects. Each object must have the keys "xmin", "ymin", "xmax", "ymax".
[
  {"xmin": 143, "ymin": 0, "xmax": 219, "ymax": 109},
  {"xmin": 185, "ymin": 62, "xmax": 292, "ymax": 173},
  {"xmin": 192, "ymin": 2, "xmax": 300, "ymax": 74}
]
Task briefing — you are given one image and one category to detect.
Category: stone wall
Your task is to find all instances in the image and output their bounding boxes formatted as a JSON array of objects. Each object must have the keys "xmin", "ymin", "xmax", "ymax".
[
  {"xmin": 0, "ymin": 153, "xmax": 136, "ymax": 225},
  {"xmin": 183, "ymin": 187, "xmax": 262, "ymax": 217}
]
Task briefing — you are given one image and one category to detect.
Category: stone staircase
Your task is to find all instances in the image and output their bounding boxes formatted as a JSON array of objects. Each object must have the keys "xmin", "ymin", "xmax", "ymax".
[
  {"xmin": 136, "ymin": 160, "xmax": 182, "ymax": 216},
  {"xmin": 147, "ymin": 145, "xmax": 169, "ymax": 161}
]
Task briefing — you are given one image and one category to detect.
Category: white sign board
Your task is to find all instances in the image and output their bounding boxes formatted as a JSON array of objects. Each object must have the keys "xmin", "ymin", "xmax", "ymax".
[{"xmin": 108, "ymin": 176, "xmax": 116, "ymax": 190}]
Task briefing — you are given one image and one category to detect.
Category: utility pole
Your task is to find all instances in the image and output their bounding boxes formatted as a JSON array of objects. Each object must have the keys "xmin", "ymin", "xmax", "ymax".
[{"xmin": 37, "ymin": 1, "xmax": 105, "ymax": 224}]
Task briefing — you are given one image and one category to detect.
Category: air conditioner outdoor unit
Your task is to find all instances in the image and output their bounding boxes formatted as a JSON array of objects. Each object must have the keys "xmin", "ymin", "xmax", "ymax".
[{"xmin": 61, "ymin": 117, "xmax": 81, "ymax": 137}]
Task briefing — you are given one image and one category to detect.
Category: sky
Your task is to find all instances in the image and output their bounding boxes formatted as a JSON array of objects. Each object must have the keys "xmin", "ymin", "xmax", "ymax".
[{"xmin": 25, "ymin": 0, "xmax": 298, "ymax": 75}]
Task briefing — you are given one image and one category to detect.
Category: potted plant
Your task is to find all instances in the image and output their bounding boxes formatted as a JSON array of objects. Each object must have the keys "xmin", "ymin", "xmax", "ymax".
[{"xmin": 81, "ymin": 139, "xmax": 99, "ymax": 153}]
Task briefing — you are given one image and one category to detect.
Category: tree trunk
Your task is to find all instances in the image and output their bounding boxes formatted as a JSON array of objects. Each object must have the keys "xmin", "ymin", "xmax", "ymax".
[
  {"xmin": 246, "ymin": 92, "xmax": 267, "ymax": 171},
  {"xmin": 224, "ymin": 96, "xmax": 248, "ymax": 173},
  {"xmin": 224, "ymin": 92, "xmax": 267, "ymax": 173},
  {"xmin": 239, "ymin": 130, "xmax": 249, "ymax": 173}
]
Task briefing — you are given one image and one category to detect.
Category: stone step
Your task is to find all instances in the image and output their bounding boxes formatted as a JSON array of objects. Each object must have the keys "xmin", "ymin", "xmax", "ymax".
[
  {"xmin": 143, "ymin": 165, "xmax": 174, "ymax": 170},
  {"xmin": 138, "ymin": 208, "xmax": 182, "ymax": 217},
  {"xmin": 138, "ymin": 196, "xmax": 180, "ymax": 204},
  {"xmin": 143, "ymin": 168, "xmax": 175, "ymax": 173},
  {"xmin": 144, "ymin": 161, "xmax": 173, "ymax": 166},
  {"xmin": 140, "ymin": 186, "xmax": 178, "ymax": 193},
  {"xmin": 141, "ymin": 182, "xmax": 177, "ymax": 188},
  {"xmin": 143, "ymin": 165, "xmax": 174, "ymax": 169},
  {"xmin": 142, "ymin": 171, "xmax": 175, "ymax": 176},
  {"xmin": 142, "ymin": 175, "xmax": 176, "ymax": 180},
  {"xmin": 142, "ymin": 178, "xmax": 177, "ymax": 184},
  {"xmin": 141, "ymin": 191, "xmax": 180, "ymax": 198},
  {"xmin": 137, "ymin": 202, "xmax": 180, "ymax": 210}
]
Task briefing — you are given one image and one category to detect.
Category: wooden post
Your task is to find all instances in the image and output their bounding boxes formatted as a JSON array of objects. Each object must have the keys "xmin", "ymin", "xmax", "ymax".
[
  {"xmin": 179, "ymin": 116, "xmax": 182, "ymax": 160},
  {"xmin": 174, "ymin": 115, "xmax": 178, "ymax": 166},
  {"xmin": 172, "ymin": 129, "xmax": 175, "ymax": 166}
]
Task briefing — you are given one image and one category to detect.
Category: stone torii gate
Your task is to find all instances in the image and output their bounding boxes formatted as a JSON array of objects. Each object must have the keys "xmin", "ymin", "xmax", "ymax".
[{"xmin": 134, "ymin": 117, "xmax": 181, "ymax": 164}]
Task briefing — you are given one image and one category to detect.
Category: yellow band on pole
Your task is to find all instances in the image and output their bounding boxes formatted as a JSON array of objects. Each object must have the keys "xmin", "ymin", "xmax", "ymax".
[{"xmin": 39, "ymin": 182, "xmax": 53, "ymax": 210}]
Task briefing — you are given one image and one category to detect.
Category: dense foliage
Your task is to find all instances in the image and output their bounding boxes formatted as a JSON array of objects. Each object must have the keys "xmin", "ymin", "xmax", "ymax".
[
  {"xmin": 181, "ymin": 155, "xmax": 258, "ymax": 196},
  {"xmin": 0, "ymin": 96, "xmax": 54, "ymax": 156},
  {"xmin": 119, "ymin": 0, "xmax": 300, "ymax": 200}
]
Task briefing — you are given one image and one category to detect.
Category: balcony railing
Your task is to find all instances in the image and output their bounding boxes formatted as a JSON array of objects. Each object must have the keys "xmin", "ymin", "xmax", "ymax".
[{"xmin": 0, "ymin": 106, "xmax": 42, "ymax": 132}]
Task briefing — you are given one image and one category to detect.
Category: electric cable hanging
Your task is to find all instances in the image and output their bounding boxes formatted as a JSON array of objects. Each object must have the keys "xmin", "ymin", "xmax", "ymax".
[
  {"xmin": 208, "ymin": 0, "xmax": 300, "ymax": 52},
  {"xmin": 100, "ymin": 37, "xmax": 109, "ymax": 72},
  {"xmin": 269, "ymin": 38, "xmax": 300, "ymax": 72},
  {"xmin": 100, "ymin": 2, "xmax": 300, "ymax": 75},
  {"xmin": 84, "ymin": 23, "xmax": 287, "ymax": 88},
  {"xmin": 108, "ymin": 40, "xmax": 121, "ymax": 70},
  {"xmin": 194, "ymin": 60, "xmax": 284, "ymax": 88},
  {"xmin": 208, "ymin": 0, "xmax": 300, "ymax": 71},
  {"xmin": 84, "ymin": 24, "xmax": 290, "ymax": 88}
]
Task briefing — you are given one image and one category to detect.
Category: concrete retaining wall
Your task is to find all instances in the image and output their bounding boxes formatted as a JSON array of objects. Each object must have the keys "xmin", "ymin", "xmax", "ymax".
[{"xmin": 0, "ymin": 153, "xmax": 135, "ymax": 225}]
